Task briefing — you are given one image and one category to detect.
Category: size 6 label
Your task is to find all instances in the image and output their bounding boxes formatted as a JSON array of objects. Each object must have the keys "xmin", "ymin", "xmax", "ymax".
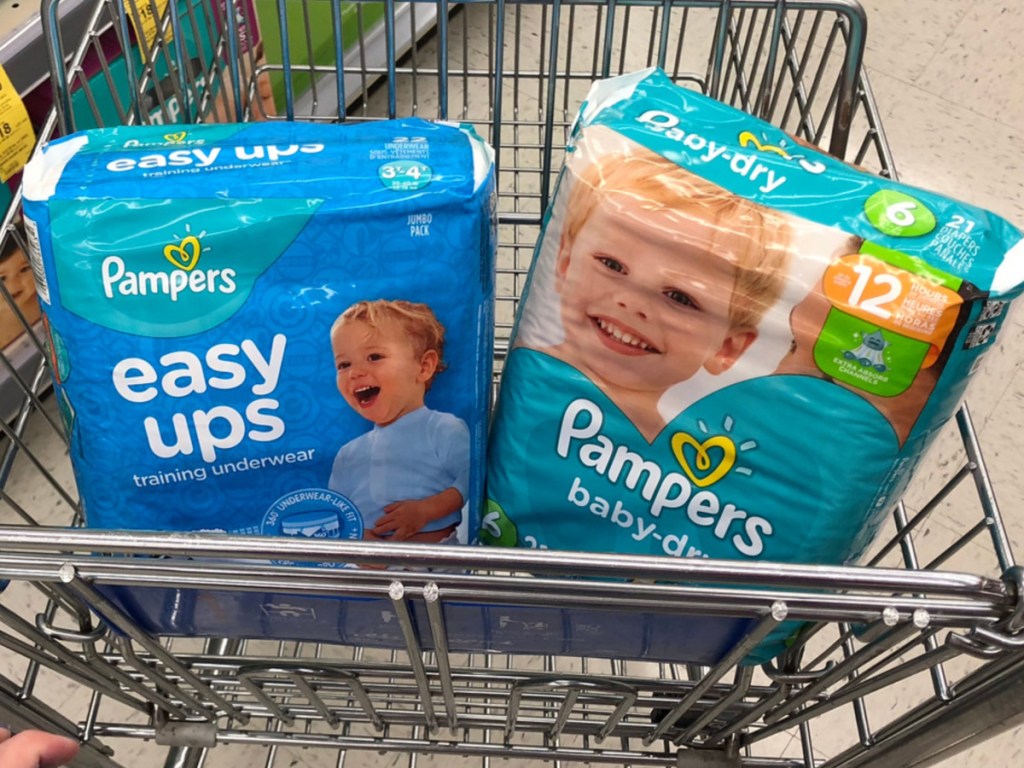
[
  {"xmin": 0, "ymin": 65, "xmax": 35, "ymax": 183},
  {"xmin": 864, "ymin": 190, "xmax": 937, "ymax": 238}
]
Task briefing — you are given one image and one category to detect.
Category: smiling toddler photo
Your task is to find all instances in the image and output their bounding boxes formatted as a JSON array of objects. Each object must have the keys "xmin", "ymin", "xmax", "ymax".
[{"xmin": 328, "ymin": 299, "xmax": 469, "ymax": 545}]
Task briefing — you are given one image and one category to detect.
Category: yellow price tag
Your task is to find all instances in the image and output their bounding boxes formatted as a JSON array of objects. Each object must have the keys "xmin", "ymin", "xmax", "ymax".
[
  {"xmin": 0, "ymin": 64, "xmax": 36, "ymax": 184},
  {"xmin": 124, "ymin": 0, "xmax": 175, "ymax": 52}
]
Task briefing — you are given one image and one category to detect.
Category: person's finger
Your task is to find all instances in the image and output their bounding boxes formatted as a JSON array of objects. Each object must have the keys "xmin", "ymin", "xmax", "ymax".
[
  {"xmin": 390, "ymin": 526, "xmax": 414, "ymax": 542},
  {"xmin": 0, "ymin": 729, "xmax": 80, "ymax": 768},
  {"xmin": 373, "ymin": 517, "xmax": 400, "ymax": 534}
]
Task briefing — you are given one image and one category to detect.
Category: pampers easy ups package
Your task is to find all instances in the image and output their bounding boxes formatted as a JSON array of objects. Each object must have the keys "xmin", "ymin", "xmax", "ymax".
[
  {"xmin": 485, "ymin": 68, "xmax": 1024, "ymax": 662},
  {"xmin": 22, "ymin": 119, "xmax": 495, "ymax": 553}
]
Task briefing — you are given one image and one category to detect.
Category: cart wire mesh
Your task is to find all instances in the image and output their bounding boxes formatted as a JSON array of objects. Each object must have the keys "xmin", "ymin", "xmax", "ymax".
[{"xmin": 0, "ymin": 2, "xmax": 1021, "ymax": 768}]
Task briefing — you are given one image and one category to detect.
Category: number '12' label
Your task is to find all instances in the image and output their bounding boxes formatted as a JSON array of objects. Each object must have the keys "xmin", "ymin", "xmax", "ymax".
[{"xmin": 813, "ymin": 251, "xmax": 963, "ymax": 397}]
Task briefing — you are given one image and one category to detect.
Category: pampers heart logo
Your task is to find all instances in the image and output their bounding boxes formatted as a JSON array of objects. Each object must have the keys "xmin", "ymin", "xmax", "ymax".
[
  {"xmin": 163, "ymin": 235, "xmax": 202, "ymax": 271},
  {"xmin": 738, "ymin": 130, "xmax": 790, "ymax": 158},
  {"xmin": 738, "ymin": 130, "xmax": 826, "ymax": 175},
  {"xmin": 671, "ymin": 431, "xmax": 736, "ymax": 488},
  {"xmin": 164, "ymin": 131, "xmax": 187, "ymax": 143}
]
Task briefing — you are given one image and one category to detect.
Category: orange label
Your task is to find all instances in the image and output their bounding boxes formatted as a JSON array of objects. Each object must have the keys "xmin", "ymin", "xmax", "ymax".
[{"xmin": 823, "ymin": 253, "xmax": 961, "ymax": 365}]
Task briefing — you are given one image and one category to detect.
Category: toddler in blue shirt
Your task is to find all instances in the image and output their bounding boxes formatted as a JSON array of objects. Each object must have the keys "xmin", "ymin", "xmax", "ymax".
[{"xmin": 328, "ymin": 299, "xmax": 469, "ymax": 543}]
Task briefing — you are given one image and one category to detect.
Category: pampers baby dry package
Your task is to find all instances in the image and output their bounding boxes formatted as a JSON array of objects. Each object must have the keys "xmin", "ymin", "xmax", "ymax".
[
  {"xmin": 22, "ymin": 119, "xmax": 495, "ymax": 550},
  {"xmin": 485, "ymin": 68, "xmax": 1024, "ymax": 661}
]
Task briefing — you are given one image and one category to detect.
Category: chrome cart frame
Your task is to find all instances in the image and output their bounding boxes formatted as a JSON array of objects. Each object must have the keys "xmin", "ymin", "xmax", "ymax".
[{"xmin": 0, "ymin": 1, "xmax": 1021, "ymax": 767}]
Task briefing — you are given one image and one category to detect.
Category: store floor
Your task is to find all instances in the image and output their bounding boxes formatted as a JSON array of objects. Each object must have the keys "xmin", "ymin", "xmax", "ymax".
[
  {"xmin": 1, "ymin": 0, "xmax": 1022, "ymax": 766},
  {"xmin": 816, "ymin": 3, "xmax": 1024, "ymax": 764}
]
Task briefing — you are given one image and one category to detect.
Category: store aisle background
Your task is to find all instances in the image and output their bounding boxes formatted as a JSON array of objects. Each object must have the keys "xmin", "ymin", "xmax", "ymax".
[
  {"xmin": 786, "ymin": 3, "xmax": 1024, "ymax": 763},
  {"xmin": 0, "ymin": 0, "xmax": 1022, "ymax": 766}
]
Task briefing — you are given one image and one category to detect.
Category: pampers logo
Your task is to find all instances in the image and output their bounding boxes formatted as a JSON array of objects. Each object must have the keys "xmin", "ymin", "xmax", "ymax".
[
  {"xmin": 122, "ymin": 130, "xmax": 206, "ymax": 149},
  {"xmin": 102, "ymin": 225, "xmax": 237, "ymax": 302},
  {"xmin": 557, "ymin": 399, "xmax": 773, "ymax": 557},
  {"xmin": 737, "ymin": 130, "xmax": 827, "ymax": 175},
  {"xmin": 53, "ymin": 194, "xmax": 316, "ymax": 340}
]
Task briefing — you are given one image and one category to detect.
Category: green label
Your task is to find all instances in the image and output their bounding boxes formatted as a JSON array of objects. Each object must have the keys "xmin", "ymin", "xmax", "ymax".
[
  {"xmin": 379, "ymin": 161, "xmax": 432, "ymax": 191},
  {"xmin": 813, "ymin": 309, "xmax": 929, "ymax": 396},
  {"xmin": 860, "ymin": 240, "xmax": 962, "ymax": 291},
  {"xmin": 480, "ymin": 498, "xmax": 518, "ymax": 547},
  {"xmin": 864, "ymin": 190, "xmax": 937, "ymax": 238}
]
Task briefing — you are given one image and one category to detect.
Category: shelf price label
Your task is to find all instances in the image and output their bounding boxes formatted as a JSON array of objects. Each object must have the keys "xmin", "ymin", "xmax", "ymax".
[
  {"xmin": 124, "ymin": 0, "xmax": 174, "ymax": 52},
  {"xmin": 0, "ymin": 64, "xmax": 36, "ymax": 184}
]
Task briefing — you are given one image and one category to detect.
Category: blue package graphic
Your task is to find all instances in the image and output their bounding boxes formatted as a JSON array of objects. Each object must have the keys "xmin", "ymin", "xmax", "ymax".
[
  {"xmin": 485, "ymin": 68, "xmax": 1024, "ymax": 663},
  {"xmin": 92, "ymin": 578, "xmax": 749, "ymax": 664},
  {"xmin": 23, "ymin": 119, "xmax": 495, "ymax": 551}
]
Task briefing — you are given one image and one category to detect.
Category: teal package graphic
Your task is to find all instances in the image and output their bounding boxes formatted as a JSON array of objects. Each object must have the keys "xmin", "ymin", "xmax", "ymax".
[
  {"xmin": 23, "ymin": 120, "xmax": 495, "ymax": 551},
  {"xmin": 485, "ymin": 68, "xmax": 1024, "ymax": 662}
]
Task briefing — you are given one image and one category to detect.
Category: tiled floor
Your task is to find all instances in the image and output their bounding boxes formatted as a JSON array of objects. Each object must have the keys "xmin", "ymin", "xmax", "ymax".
[{"xmin": 1, "ymin": 1, "xmax": 1023, "ymax": 767}]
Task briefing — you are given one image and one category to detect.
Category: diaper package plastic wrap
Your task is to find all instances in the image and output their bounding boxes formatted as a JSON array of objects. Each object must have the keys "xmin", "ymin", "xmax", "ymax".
[
  {"xmin": 23, "ymin": 119, "xmax": 495, "ymax": 554},
  {"xmin": 485, "ymin": 68, "xmax": 1024, "ymax": 662}
]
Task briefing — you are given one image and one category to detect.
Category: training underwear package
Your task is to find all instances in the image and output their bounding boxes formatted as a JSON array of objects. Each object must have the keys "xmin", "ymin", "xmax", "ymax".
[{"xmin": 23, "ymin": 119, "xmax": 495, "ymax": 552}]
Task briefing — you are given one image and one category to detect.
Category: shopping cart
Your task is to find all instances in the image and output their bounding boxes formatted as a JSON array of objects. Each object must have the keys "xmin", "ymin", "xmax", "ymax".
[{"xmin": 0, "ymin": 1, "xmax": 1022, "ymax": 767}]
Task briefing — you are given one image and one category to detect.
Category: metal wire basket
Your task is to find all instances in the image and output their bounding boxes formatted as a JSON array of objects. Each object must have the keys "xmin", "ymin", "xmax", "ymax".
[{"xmin": 0, "ymin": 2, "xmax": 1021, "ymax": 767}]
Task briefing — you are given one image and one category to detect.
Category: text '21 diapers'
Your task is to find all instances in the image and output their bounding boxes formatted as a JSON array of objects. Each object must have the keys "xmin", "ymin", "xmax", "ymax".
[
  {"xmin": 23, "ymin": 119, "xmax": 495, "ymax": 550},
  {"xmin": 485, "ymin": 68, "xmax": 1024, "ymax": 660}
]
